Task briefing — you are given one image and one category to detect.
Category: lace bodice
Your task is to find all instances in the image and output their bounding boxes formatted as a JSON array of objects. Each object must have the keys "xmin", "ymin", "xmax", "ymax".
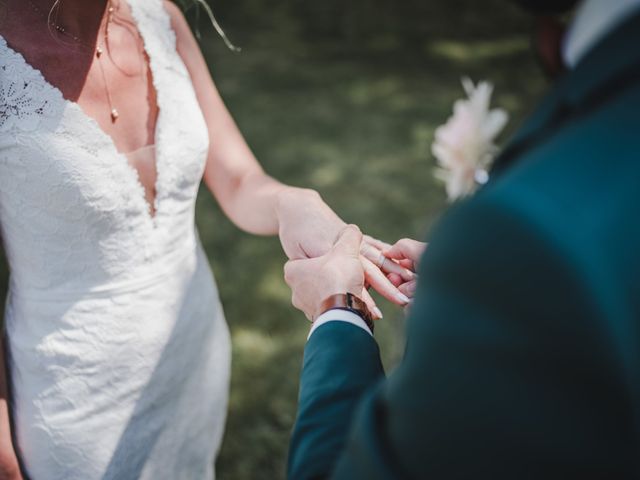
[
  {"xmin": 0, "ymin": 0, "xmax": 209, "ymax": 299},
  {"xmin": 0, "ymin": 2, "xmax": 231, "ymax": 479}
]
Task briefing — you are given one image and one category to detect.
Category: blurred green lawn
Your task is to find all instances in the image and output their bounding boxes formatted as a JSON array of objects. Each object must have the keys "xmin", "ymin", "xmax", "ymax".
[{"xmin": 0, "ymin": 0, "xmax": 548, "ymax": 478}]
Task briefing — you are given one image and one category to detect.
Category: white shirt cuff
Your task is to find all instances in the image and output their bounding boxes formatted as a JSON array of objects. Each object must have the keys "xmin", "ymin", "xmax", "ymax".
[{"xmin": 307, "ymin": 309, "xmax": 373, "ymax": 340}]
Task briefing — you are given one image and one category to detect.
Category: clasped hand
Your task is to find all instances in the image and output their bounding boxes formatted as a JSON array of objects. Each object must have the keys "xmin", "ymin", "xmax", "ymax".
[
  {"xmin": 277, "ymin": 189, "xmax": 424, "ymax": 319},
  {"xmin": 283, "ymin": 224, "xmax": 426, "ymax": 321}
]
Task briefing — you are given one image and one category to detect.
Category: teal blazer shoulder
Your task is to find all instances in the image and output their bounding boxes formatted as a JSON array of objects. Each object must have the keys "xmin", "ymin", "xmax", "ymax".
[{"xmin": 288, "ymin": 12, "xmax": 640, "ymax": 480}]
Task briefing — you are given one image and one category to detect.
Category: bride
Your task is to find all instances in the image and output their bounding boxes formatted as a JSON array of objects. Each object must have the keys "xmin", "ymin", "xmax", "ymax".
[{"xmin": 0, "ymin": 0, "xmax": 411, "ymax": 478}]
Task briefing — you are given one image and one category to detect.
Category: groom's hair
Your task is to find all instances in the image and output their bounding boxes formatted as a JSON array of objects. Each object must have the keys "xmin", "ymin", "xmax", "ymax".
[{"xmin": 514, "ymin": 0, "xmax": 580, "ymax": 14}]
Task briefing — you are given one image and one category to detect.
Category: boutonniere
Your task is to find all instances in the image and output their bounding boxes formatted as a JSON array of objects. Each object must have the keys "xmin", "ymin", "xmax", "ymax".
[{"xmin": 431, "ymin": 78, "xmax": 509, "ymax": 201}]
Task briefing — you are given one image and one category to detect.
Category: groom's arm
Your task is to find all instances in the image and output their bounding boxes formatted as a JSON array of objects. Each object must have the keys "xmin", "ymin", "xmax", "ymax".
[
  {"xmin": 328, "ymin": 197, "xmax": 629, "ymax": 478},
  {"xmin": 288, "ymin": 194, "xmax": 628, "ymax": 479},
  {"xmin": 288, "ymin": 314, "xmax": 384, "ymax": 480}
]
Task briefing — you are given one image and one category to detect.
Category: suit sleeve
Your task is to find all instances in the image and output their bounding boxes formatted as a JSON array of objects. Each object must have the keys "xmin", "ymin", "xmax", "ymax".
[
  {"xmin": 323, "ymin": 196, "xmax": 631, "ymax": 478},
  {"xmin": 288, "ymin": 321, "xmax": 384, "ymax": 480}
]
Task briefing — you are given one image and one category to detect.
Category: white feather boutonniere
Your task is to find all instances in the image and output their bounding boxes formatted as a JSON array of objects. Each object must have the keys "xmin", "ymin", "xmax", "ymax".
[{"xmin": 432, "ymin": 78, "xmax": 509, "ymax": 201}]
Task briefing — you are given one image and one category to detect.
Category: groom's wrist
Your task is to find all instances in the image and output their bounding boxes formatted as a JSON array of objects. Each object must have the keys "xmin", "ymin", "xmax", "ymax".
[
  {"xmin": 314, "ymin": 293, "xmax": 374, "ymax": 334},
  {"xmin": 308, "ymin": 309, "xmax": 373, "ymax": 340}
]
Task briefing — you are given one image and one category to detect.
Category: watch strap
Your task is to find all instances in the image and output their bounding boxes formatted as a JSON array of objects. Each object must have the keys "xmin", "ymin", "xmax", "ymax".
[{"xmin": 316, "ymin": 293, "xmax": 374, "ymax": 333}]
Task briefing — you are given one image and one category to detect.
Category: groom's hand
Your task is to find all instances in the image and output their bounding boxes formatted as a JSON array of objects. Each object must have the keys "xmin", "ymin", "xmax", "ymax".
[
  {"xmin": 384, "ymin": 238, "xmax": 427, "ymax": 304},
  {"xmin": 284, "ymin": 225, "xmax": 366, "ymax": 321}
]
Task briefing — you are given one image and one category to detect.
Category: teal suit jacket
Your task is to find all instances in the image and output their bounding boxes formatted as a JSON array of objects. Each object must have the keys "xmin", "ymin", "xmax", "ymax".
[{"xmin": 288, "ymin": 12, "xmax": 640, "ymax": 479}]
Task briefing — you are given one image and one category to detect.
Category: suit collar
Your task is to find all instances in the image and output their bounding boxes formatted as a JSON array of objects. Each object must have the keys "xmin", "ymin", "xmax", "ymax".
[{"xmin": 492, "ymin": 11, "xmax": 640, "ymax": 175}]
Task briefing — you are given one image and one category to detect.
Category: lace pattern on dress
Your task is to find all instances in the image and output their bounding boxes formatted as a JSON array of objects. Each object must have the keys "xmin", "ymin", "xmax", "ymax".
[
  {"xmin": 0, "ymin": 37, "xmax": 64, "ymax": 133},
  {"xmin": 0, "ymin": 1, "xmax": 228, "ymax": 479},
  {"xmin": 0, "ymin": 0, "xmax": 209, "ymax": 292}
]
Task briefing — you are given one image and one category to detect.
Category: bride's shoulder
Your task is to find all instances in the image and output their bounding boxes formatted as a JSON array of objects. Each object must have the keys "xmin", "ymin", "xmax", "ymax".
[
  {"xmin": 162, "ymin": 0, "xmax": 184, "ymax": 18},
  {"xmin": 161, "ymin": 1, "xmax": 198, "ymax": 51},
  {"xmin": 160, "ymin": 1, "xmax": 207, "ymax": 76},
  {"xmin": 162, "ymin": 1, "xmax": 190, "ymax": 35}
]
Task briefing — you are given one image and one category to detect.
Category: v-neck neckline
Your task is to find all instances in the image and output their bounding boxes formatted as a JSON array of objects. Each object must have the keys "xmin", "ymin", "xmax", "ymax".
[{"xmin": 0, "ymin": 0, "xmax": 164, "ymax": 226}]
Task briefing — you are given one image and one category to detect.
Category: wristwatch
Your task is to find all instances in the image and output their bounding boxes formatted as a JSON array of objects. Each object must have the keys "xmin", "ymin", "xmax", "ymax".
[{"xmin": 316, "ymin": 293, "xmax": 375, "ymax": 334}]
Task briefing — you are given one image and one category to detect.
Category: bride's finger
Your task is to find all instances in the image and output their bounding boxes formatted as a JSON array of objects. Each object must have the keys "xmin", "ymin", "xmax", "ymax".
[
  {"xmin": 361, "ymin": 243, "xmax": 414, "ymax": 281},
  {"xmin": 387, "ymin": 272, "xmax": 403, "ymax": 287},
  {"xmin": 362, "ymin": 256, "xmax": 410, "ymax": 306},
  {"xmin": 361, "ymin": 288, "xmax": 383, "ymax": 320},
  {"xmin": 363, "ymin": 235, "xmax": 392, "ymax": 252},
  {"xmin": 382, "ymin": 256, "xmax": 415, "ymax": 281},
  {"xmin": 398, "ymin": 259, "xmax": 416, "ymax": 271},
  {"xmin": 359, "ymin": 242, "xmax": 376, "ymax": 259},
  {"xmin": 398, "ymin": 280, "xmax": 417, "ymax": 298}
]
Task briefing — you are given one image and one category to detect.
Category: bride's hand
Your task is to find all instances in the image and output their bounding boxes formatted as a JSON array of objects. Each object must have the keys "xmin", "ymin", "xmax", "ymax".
[
  {"xmin": 276, "ymin": 188, "xmax": 347, "ymax": 260},
  {"xmin": 381, "ymin": 238, "xmax": 428, "ymax": 304},
  {"xmin": 359, "ymin": 236, "xmax": 416, "ymax": 305},
  {"xmin": 276, "ymin": 188, "xmax": 412, "ymax": 316}
]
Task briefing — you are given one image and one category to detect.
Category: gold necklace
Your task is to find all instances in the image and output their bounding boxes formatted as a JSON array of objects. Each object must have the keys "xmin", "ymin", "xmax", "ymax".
[
  {"xmin": 28, "ymin": 0, "xmax": 120, "ymax": 123},
  {"xmin": 98, "ymin": 2, "xmax": 119, "ymax": 122}
]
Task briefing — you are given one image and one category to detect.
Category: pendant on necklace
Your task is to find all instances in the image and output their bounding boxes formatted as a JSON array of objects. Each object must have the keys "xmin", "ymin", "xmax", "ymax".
[{"xmin": 96, "ymin": 46, "xmax": 119, "ymax": 123}]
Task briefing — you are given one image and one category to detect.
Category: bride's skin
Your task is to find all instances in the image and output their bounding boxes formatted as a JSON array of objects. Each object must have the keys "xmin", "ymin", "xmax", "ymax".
[
  {"xmin": 0, "ymin": 0, "xmax": 415, "ymax": 476},
  {"xmin": 0, "ymin": 0, "xmax": 417, "ymax": 280}
]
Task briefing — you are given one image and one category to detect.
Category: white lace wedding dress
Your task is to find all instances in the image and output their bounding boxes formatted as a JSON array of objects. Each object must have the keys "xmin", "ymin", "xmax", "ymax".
[{"xmin": 0, "ymin": 1, "xmax": 231, "ymax": 478}]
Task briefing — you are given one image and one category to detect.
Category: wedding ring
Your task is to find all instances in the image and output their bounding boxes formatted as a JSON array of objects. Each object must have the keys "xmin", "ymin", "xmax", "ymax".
[{"xmin": 377, "ymin": 252, "xmax": 386, "ymax": 269}]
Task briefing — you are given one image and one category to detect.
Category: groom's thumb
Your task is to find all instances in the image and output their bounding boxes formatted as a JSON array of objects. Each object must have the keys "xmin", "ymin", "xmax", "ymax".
[{"xmin": 332, "ymin": 225, "xmax": 363, "ymax": 257}]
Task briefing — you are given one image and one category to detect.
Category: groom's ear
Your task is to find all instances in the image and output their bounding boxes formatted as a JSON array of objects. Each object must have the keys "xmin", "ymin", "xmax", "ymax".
[{"xmin": 513, "ymin": 0, "xmax": 579, "ymax": 15}]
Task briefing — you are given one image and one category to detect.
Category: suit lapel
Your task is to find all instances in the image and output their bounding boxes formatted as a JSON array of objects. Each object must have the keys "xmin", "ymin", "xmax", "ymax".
[{"xmin": 491, "ymin": 10, "xmax": 640, "ymax": 176}]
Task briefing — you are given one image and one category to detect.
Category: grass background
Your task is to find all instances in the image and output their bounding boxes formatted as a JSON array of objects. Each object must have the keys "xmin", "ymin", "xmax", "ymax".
[{"xmin": 0, "ymin": 0, "xmax": 548, "ymax": 478}]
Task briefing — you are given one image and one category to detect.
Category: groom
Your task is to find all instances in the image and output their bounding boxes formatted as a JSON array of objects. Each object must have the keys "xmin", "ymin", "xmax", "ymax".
[{"xmin": 284, "ymin": 0, "xmax": 640, "ymax": 478}]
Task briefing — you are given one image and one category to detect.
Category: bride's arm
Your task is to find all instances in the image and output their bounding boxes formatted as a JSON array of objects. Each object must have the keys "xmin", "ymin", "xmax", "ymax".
[
  {"xmin": 163, "ymin": 2, "xmax": 409, "ymax": 307},
  {"xmin": 0, "ymin": 339, "xmax": 21, "ymax": 480},
  {"xmin": 163, "ymin": 4, "xmax": 324, "ymax": 235},
  {"xmin": 0, "ymin": 240, "xmax": 21, "ymax": 479}
]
